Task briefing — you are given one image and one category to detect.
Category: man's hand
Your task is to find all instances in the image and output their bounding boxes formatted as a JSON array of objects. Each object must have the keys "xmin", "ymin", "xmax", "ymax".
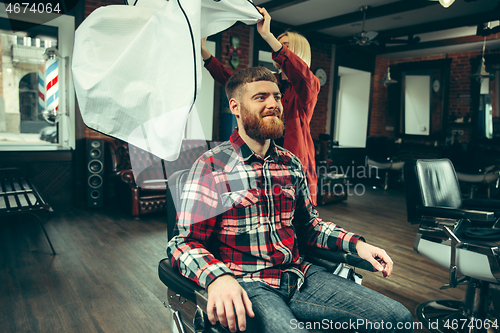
[
  {"xmin": 355, "ymin": 241, "xmax": 393, "ymax": 277},
  {"xmin": 207, "ymin": 275, "xmax": 255, "ymax": 332}
]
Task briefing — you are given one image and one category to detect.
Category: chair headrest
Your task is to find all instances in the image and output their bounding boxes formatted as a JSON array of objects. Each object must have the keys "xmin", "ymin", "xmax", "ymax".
[{"xmin": 404, "ymin": 159, "xmax": 462, "ymax": 223}]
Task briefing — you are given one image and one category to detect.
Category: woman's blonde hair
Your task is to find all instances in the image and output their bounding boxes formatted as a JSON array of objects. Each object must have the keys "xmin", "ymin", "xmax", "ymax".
[{"xmin": 277, "ymin": 31, "xmax": 312, "ymax": 68}]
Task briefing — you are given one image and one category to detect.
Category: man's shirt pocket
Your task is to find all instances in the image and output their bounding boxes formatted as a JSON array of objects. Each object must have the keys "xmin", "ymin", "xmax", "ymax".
[{"xmin": 220, "ymin": 189, "xmax": 260, "ymax": 233}]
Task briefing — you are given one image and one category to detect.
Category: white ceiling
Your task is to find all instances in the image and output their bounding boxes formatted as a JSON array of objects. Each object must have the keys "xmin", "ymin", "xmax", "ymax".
[{"xmin": 252, "ymin": 0, "xmax": 500, "ymax": 58}]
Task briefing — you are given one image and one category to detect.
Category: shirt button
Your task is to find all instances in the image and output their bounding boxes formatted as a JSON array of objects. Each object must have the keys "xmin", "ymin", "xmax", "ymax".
[
  {"xmin": 283, "ymin": 51, "xmax": 286, "ymax": 55},
  {"xmin": 285, "ymin": 99, "xmax": 288, "ymax": 103}
]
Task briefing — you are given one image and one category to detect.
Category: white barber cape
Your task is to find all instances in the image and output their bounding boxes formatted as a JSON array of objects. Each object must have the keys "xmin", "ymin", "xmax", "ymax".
[{"xmin": 72, "ymin": 0, "xmax": 261, "ymax": 161}]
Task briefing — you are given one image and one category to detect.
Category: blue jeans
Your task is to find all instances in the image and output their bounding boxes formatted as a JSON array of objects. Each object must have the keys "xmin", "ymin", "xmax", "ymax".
[{"xmin": 240, "ymin": 265, "xmax": 413, "ymax": 333}]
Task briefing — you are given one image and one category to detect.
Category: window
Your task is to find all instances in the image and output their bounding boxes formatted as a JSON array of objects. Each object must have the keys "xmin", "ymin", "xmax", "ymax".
[{"xmin": 0, "ymin": 6, "xmax": 75, "ymax": 149}]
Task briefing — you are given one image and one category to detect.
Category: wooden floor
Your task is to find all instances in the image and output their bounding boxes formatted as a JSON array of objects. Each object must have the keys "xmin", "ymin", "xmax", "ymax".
[{"xmin": 0, "ymin": 186, "xmax": 467, "ymax": 333}]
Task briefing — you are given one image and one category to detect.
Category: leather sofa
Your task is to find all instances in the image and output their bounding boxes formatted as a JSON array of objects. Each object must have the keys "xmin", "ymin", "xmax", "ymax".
[{"xmin": 106, "ymin": 139, "xmax": 221, "ymax": 217}]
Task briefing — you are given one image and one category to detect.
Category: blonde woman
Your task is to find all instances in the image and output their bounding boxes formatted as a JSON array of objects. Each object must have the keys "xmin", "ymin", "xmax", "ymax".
[{"xmin": 202, "ymin": 7, "xmax": 320, "ymax": 205}]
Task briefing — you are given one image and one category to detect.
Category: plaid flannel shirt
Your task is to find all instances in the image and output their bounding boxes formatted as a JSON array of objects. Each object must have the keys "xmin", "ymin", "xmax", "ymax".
[{"xmin": 167, "ymin": 129, "xmax": 362, "ymax": 290}]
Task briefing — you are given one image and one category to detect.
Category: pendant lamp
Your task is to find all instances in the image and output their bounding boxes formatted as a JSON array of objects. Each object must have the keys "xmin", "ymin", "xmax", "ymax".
[
  {"xmin": 468, "ymin": 36, "xmax": 494, "ymax": 83},
  {"xmin": 378, "ymin": 65, "xmax": 398, "ymax": 87}
]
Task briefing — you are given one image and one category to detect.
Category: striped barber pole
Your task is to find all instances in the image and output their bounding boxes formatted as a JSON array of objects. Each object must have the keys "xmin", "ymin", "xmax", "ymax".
[
  {"xmin": 45, "ymin": 57, "xmax": 59, "ymax": 112},
  {"xmin": 38, "ymin": 65, "xmax": 45, "ymax": 113}
]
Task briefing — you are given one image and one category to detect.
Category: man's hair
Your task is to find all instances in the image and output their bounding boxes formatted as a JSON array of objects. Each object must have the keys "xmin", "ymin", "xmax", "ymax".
[
  {"xmin": 225, "ymin": 66, "xmax": 278, "ymax": 101},
  {"xmin": 277, "ymin": 31, "xmax": 311, "ymax": 68}
]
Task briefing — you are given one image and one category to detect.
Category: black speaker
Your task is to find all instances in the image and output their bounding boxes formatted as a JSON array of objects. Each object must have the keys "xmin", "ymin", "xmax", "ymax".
[{"xmin": 87, "ymin": 139, "xmax": 104, "ymax": 208}]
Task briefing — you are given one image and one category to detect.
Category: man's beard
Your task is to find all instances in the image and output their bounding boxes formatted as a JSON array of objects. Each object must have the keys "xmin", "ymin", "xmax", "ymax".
[{"xmin": 241, "ymin": 104, "xmax": 284, "ymax": 140}]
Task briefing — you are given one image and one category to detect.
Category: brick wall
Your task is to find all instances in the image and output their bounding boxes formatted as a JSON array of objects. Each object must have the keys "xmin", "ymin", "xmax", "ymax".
[
  {"xmin": 370, "ymin": 41, "xmax": 500, "ymax": 143},
  {"xmin": 310, "ymin": 41, "xmax": 332, "ymax": 139},
  {"xmin": 219, "ymin": 24, "xmax": 252, "ymax": 73},
  {"xmin": 371, "ymin": 57, "xmax": 391, "ymax": 138}
]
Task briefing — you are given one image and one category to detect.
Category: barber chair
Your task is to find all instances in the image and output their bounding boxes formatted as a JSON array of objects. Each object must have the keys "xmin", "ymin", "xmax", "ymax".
[
  {"xmin": 365, "ymin": 136, "xmax": 404, "ymax": 190},
  {"xmin": 404, "ymin": 159, "xmax": 500, "ymax": 333},
  {"xmin": 456, "ymin": 169, "xmax": 500, "ymax": 199},
  {"xmin": 158, "ymin": 169, "xmax": 375, "ymax": 333},
  {"xmin": 445, "ymin": 143, "xmax": 500, "ymax": 199}
]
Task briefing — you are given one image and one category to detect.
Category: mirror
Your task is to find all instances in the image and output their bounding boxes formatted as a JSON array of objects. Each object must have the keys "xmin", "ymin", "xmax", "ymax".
[
  {"xmin": 403, "ymin": 73, "xmax": 431, "ymax": 135},
  {"xmin": 393, "ymin": 58, "xmax": 451, "ymax": 138},
  {"xmin": 473, "ymin": 54, "xmax": 500, "ymax": 140}
]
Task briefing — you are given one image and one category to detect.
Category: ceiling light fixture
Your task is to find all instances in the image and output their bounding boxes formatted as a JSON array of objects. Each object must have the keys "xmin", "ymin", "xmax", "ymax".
[
  {"xmin": 350, "ymin": 6, "xmax": 379, "ymax": 46},
  {"xmin": 378, "ymin": 64, "xmax": 397, "ymax": 87},
  {"xmin": 468, "ymin": 36, "xmax": 494, "ymax": 82},
  {"xmin": 438, "ymin": 0, "xmax": 455, "ymax": 8}
]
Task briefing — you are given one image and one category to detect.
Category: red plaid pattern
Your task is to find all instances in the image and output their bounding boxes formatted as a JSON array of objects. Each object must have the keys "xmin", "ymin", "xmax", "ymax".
[{"xmin": 167, "ymin": 129, "xmax": 362, "ymax": 289}]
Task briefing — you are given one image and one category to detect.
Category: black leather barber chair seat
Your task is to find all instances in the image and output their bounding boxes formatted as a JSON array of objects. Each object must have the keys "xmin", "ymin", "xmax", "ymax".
[
  {"xmin": 158, "ymin": 169, "xmax": 374, "ymax": 333},
  {"xmin": 366, "ymin": 136, "xmax": 404, "ymax": 190},
  {"xmin": 404, "ymin": 159, "xmax": 500, "ymax": 333}
]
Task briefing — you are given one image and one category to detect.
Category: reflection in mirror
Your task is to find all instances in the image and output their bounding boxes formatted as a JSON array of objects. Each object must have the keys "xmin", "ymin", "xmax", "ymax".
[
  {"xmin": 472, "ymin": 53, "xmax": 499, "ymax": 141},
  {"xmin": 480, "ymin": 68, "xmax": 499, "ymax": 139},
  {"xmin": 397, "ymin": 58, "xmax": 450, "ymax": 138},
  {"xmin": 483, "ymin": 94, "xmax": 493, "ymax": 138},
  {"xmin": 334, "ymin": 66, "xmax": 371, "ymax": 147},
  {"xmin": 404, "ymin": 75, "xmax": 430, "ymax": 135}
]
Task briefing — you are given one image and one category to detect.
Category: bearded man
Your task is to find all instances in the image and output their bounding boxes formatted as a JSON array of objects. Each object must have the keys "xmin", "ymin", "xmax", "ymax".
[{"xmin": 167, "ymin": 66, "xmax": 412, "ymax": 333}]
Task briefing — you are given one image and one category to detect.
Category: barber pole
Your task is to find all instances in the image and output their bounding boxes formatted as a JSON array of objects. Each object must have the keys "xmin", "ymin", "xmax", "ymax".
[
  {"xmin": 38, "ymin": 65, "xmax": 45, "ymax": 113},
  {"xmin": 45, "ymin": 56, "xmax": 59, "ymax": 112}
]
